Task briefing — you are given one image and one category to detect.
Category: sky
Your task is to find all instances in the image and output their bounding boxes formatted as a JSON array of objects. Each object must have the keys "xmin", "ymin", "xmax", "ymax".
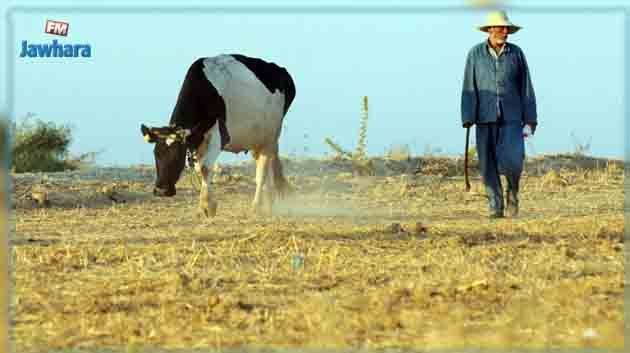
[{"xmin": 1, "ymin": 0, "xmax": 628, "ymax": 166}]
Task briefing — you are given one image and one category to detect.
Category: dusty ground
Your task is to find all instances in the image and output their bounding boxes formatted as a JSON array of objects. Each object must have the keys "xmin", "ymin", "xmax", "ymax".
[{"xmin": 7, "ymin": 155, "xmax": 626, "ymax": 352}]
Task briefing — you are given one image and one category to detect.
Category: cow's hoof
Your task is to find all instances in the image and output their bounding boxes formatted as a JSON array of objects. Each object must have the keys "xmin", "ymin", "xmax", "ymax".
[
  {"xmin": 199, "ymin": 207, "xmax": 216, "ymax": 218},
  {"xmin": 199, "ymin": 201, "xmax": 218, "ymax": 218},
  {"xmin": 252, "ymin": 204, "xmax": 272, "ymax": 217}
]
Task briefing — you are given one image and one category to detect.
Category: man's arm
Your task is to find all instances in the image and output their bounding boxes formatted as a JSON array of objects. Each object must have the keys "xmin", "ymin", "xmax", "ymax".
[
  {"xmin": 519, "ymin": 49, "xmax": 537, "ymax": 132},
  {"xmin": 461, "ymin": 50, "xmax": 478, "ymax": 128}
]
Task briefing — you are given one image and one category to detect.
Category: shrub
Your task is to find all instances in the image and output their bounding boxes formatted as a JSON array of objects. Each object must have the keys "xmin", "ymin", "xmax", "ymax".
[
  {"xmin": 570, "ymin": 131, "xmax": 592, "ymax": 157},
  {"xmin": 10, "ymin": 114, "xmax": 93, "ymax": 173},
  {"xmin": 386, "ymin": 144, "xmax": 412, "ymax": 161},
  {"xmin": 0, "ymin": 118, "xmax": 7, "ymax": 166}
]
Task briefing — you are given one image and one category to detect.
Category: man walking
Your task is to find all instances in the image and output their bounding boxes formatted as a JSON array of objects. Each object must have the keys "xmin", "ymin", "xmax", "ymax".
[{"xmin": 461, "ymin": 10, "xmax": 538, "ymax": 218}]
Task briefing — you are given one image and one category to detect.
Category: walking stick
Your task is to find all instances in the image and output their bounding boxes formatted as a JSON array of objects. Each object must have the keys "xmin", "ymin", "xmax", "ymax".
[{"xmin": 464, "ymin": 126, "xmax": 471, "ymax": 192}]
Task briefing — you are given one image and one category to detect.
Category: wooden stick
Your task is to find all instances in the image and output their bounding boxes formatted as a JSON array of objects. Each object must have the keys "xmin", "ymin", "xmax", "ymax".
[{"xmin": 464, "ymin": 127, "xmax": 471, "ymax": 192}]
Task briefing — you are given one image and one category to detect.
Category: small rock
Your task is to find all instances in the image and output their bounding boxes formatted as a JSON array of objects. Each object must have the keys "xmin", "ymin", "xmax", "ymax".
[
  {"xmin": 100, "ymin": 184, "xmax": 125, "ymax": 203},
  {"xmin": 583, "ymin": 328, "xmax": 598, "ymax": 339},
  {"xmin": 411, "ymin": 222, "xmax": 428, "ymax": 235},
  {"xmin": 386, "ymin": 223, "xmax": 404, "ymax": 234},
  {"xmin": 30, "ymin": 190, "xmax": 50, "ymax": 207}
]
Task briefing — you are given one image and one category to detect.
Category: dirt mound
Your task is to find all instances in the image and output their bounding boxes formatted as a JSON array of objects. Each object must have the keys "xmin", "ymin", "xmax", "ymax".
[
  {"xmin": 11, "ymin": 178, "xmax": 152, "ymax": 210},
  {"xmin": 9, "ymin": 154, "xmax": 624, "ymax": 210},
  {"xmin": 223, "ymin": 153, "xmax": 625, "ymax": 178}
]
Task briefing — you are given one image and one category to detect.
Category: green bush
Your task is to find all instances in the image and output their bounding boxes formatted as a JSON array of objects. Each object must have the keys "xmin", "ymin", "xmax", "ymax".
[{"xmin": 10, "ymin": 114, "xmax": 91, "ymax": 173}]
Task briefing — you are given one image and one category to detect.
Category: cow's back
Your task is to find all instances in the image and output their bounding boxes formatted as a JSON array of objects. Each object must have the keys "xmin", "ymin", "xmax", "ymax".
[
  {"xmin": 200, "ymin": 55, "xmax": 295, "ymax": 152},
  {"xmin": 230, "ymin": 54, "xmax": 296, "ymax": 115}
]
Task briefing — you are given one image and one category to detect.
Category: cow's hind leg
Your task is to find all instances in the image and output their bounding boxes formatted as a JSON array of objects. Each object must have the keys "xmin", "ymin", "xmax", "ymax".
[
  {"xmin": 197, "ymin": 125, "xmax": 222, "ymax": 218},
  {"xmin": 269, "ymin": 145, "xmax": 292, "ymax": 200},
  {"xmin": 265, "ymin": 153, "xmax": 277, "ymax": 213}
]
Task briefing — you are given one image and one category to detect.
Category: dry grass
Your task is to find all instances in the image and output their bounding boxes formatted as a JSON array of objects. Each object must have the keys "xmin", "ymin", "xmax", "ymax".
[
  {"xmin": 8, "ymin": 159, "xmax": 625, "ymax": 352},
  {"xmin": 0, "ymin": 167, "xmax": 9, "ymax": 353}
]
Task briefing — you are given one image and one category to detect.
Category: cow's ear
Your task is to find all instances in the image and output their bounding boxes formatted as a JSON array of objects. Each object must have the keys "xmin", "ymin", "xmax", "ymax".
[{"xmin": 141, "ymin": 124, "xmax": 157, "ymax": 143}]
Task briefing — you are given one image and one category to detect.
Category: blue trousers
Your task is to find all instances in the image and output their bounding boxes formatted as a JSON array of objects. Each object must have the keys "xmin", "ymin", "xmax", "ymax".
[{"xmin": 475, "ymin": 122, "xmax": 525, "ymax": 212}]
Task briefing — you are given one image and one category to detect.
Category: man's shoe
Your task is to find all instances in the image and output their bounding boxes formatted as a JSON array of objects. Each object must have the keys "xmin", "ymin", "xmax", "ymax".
[
  {"xmin": 489, "ymin": 210, "xmax": 504, "ymax": 219},
  {"xmin": 506, "ymin": 193, "xmax": 519, "ymax": 218},
  {"xmin": 506, "ymin": 204, "xmax": 519, "ymax": 218}
]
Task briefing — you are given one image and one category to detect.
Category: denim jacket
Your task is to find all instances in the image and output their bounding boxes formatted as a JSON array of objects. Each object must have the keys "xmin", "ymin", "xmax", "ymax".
[{"xmin": 461, "ymin": 41, "xmax": 537, "ymax": 126}]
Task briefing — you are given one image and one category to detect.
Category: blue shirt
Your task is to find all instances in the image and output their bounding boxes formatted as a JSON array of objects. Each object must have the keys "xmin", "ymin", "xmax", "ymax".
[{"xmin": 461, "ymin": 41, "xmax": 537, "ymax": 126}]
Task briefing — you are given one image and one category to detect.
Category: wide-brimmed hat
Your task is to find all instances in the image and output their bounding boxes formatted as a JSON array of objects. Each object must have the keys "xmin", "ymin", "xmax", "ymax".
[{"xmin": 478, "ymin": 10, "xmax": 521, "ymax": 34}]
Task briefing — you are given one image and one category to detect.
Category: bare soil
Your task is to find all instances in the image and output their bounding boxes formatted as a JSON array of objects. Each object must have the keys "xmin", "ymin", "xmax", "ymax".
[{"xmin": 8, "ymin": 155, "xmax": 626, "ymax": 352}]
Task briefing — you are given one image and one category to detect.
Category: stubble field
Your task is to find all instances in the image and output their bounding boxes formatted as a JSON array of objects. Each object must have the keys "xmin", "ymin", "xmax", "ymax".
[{"xmin": 8, "ymin": 155, "xmax": 626, "ymax": 352}]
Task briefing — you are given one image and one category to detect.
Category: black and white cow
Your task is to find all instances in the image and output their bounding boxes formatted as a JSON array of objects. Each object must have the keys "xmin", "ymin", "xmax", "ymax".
[{"xmin": 140, "ymin": 54, "xmax": 296, "ymax": 217}]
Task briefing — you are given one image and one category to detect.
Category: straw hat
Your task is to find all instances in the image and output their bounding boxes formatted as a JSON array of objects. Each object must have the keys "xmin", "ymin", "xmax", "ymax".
[{"xmin": 478, "ymin": 10, "xmax": 521, "ymax": 34}]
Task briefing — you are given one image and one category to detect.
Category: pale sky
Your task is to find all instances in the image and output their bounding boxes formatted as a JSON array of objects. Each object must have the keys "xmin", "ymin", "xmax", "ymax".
[{"xmin": 1, "ymin": 1, "xmax": 628, "ymax": 166}]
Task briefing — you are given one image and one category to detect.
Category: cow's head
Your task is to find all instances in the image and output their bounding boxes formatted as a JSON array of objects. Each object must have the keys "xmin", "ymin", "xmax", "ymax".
[{"xmin": 141, "ymin": 124, "xmax": 191, "ymax": 197}]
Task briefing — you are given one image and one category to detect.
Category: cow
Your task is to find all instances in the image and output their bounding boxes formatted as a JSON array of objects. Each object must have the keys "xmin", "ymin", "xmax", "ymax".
[{"xmin": 140, "ymin": 54, "xmax": 296, "ymax": 217}]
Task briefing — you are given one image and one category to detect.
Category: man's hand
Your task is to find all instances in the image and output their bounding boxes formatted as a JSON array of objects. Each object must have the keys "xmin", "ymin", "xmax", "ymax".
[
  {"xmin": 463, "ymin": 122, "xmax": 473, "ymax": 128},
  {"xmin": 529, "ymin": 123, "xmax": 537, "ymax": 135},
  {"xmin": 522, "ymin": 123, "xmax": 537, "ymax": 137}
]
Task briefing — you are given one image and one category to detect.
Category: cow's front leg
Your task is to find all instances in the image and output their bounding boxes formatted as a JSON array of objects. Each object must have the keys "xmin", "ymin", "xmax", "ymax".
[
  {"xmin": 198, "ymin": 165, "xmax": 217, "ymax": 218},
  {"xmin": 252, "ymin": 152, "xmax": 272, "ymax": 215},
  {"xmin": 195, "ymin": 124, "xmax": 222, "ymax": 218}
]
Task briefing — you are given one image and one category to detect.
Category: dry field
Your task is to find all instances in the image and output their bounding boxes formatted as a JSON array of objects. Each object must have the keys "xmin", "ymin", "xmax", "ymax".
[{"xmin": 7, "ymin": 156, "xmax": 626, "ymax": 352}]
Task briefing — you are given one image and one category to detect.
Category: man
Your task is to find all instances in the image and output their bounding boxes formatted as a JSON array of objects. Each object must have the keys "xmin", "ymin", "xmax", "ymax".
[{"xmin": 461, "ymin": 10, "xmax": 538, "ymax": 219}]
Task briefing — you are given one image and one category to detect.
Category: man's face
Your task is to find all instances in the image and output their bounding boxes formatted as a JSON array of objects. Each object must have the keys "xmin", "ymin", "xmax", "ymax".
[{"xmin": 488, "ymin": 26, "xmax": 509, "ymax": 47}]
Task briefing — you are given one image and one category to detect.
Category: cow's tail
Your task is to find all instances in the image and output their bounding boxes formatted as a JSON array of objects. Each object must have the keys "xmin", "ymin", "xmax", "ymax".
[
  {"xmin": 271, "ymin": 155, "xmax": 292, "ymax": 199},
  {"xmin": 272, "ymin": 68, "xmax": 295, "ymax": 199}
]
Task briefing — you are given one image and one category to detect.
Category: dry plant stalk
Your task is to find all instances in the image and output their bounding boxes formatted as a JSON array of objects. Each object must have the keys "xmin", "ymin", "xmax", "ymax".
[
  {"xmin": 324, "ymin": 95, "xmax": 370, "ymax": 163},
  {"xmin": 355, "ymin": 96, "xmax": 368, "ymax": 160},
  {"xmin": 323, "ymin": 138, "xmax": 352, "ymax": 160}
]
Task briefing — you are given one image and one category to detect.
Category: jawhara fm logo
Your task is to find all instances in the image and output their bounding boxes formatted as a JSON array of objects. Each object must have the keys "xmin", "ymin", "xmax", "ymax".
[{"xmin": 19, "ymin": 19, "xmax": 92, "ymax": 58}]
